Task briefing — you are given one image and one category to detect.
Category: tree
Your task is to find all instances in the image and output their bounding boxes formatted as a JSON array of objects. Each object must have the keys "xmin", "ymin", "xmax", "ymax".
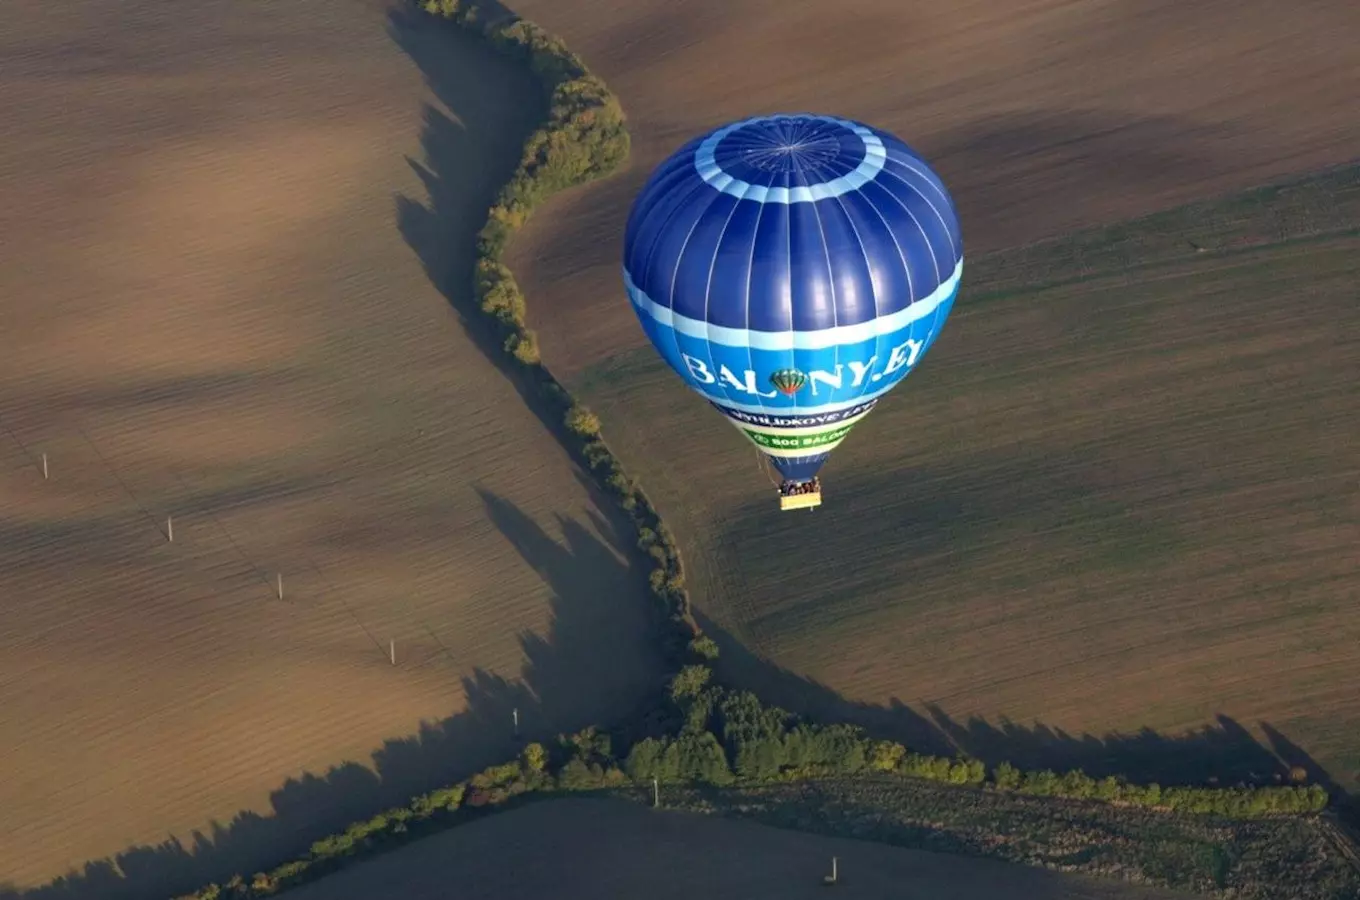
[
  {"xmin": 1058, "ymin": 769, "xmax": 1096, "ymax": 799},
  {"xmin": 507, "ymin": 331, "xmax": 540, "ymax": 365},
  {"xmin": 719, "ymin": 690, "xmax": 793, "ymax": 778},
  {"xmin": 522, "ymin": 742, "xmax": 547, "ymax": 773},
  {"xmin": 1093, "ymin": 776, "xmax": 1122, "ymax": 802},
  {"xmin": 582, "ymin": 440, "xmax": 614, "ymax": 470},
  {"xmin": 560, "ymin": 725, "xmax": 612, "ymax": 765},
  {"xmin": 789, "ymin": 723, "xmax": 868, "ymax": 774},
  {"xmin": 557, "ymin": 758, "xmax": 603, "ymax": 790},
  {"xmin": 625, "ymin": 737, "xmax": 670, "ymax": 782},
  {"xmin": 669, "ymin": 664, "xmax": 711, "ymax": 702},
  {"xmin": 992, "ymin": 761, "xmax": 1021, "ymax": 790},
  {"xmin": 868, "ymin": 740, "xmax": 906, "ymax": 772},
  {"xmin": 688, "ymin": 635, "xmax": 720, "ymax": 661},
  {"xmin": 564, "ymin": 405, "xmax": 602, "ymax": 436},
  {"xmin": 733, "ymin": 732, "xmax": 787, "ymax": 780},
  {"xmin": 665, "ymin": 732, "xmax": 734, "ymax": 784},
  {"xmin": 1020, "ymin": 769, "xmax": 1060, "ymax": 797}
]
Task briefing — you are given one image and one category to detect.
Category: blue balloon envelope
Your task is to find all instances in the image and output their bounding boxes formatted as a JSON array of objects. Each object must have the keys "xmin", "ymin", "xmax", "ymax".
[{"xmin": 622, "ymin": 113, "xmax": 963, "ymax": 505}]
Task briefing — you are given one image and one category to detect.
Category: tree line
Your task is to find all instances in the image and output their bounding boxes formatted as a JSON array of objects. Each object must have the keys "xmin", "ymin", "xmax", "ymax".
[
  {"xmin": 166, "ymin": 3, "xmax": 1330, "ymax": 898},
  {"xmin": 630, "ymin": 660, "xmax": 1328, "ymax": 819},
  {"xmin": 173, "ymin": 645, "xmax": 1328, "ymax": 898},
  {"xmin": 429, "ymin": 0, "xmax": 700, "ymax": 667}
]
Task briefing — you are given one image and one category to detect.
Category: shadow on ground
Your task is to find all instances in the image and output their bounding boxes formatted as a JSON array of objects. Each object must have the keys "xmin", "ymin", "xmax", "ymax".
[
  {"xmin": 694, "ymin": 606, "xmax": 1356, "ymax": 815},
  {"xmin": 390, "ymin": 3, "xmax": 1360, "ymax": 837},
  {"xmin": 0, "ymin": 479, "xmax": 658, "ymax": 900},
  {"xmin": 0, "ymin": 10, "xmax": 659, "ymax": 899},
  {"xmin": 692, "ymin": 456, "xmax": 1357, "ymax": 814},
  {"xmin": 389, "ymin": 5, "xmax": 567, "ymax": 439},
  {"xmin": 7, "ymin": 8, "xmax": 1354, "ymax": 898}
]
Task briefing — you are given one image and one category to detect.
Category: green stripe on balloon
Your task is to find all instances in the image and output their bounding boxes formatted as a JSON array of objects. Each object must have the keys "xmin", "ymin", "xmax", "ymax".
[{"xmin": 741, "ymin": 423, "xmax": 854, "ymax": 450}]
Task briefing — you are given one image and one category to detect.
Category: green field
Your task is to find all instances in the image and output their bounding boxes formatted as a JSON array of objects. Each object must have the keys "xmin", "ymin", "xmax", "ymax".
[{"xmin": 574, "ymin": 166, "xmax": 1360, "ymax": 792}]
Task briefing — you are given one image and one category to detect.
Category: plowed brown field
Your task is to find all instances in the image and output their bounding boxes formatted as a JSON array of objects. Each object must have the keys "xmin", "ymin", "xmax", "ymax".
[
  {"xmin": 4, "ymin": 0, "xmax": 1359, "ymax": 893},
  {"xmin": 0, "ymin": 0, "xmax": 658, "ymax": 889},
  {"xmin": 502, "ymin": 0, "xmax": 1360, "ymax": 794},
  {"xmin": 503, "ymin": 0, "xmax": 1360, "ymax": 377},
  {"xmin": 575, "ymin": 172, "xmax": 1360, "ymax": 795}
]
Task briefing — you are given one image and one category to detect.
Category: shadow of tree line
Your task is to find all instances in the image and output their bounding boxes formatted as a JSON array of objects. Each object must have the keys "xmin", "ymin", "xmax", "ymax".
[
  {"xmin": 384, "ymin": 0, "xmax": 1357, "ymax": 825},
  {"xmin": 1, "ymin": 474, "xmax": 660, "ymax": 900},
  {"xmin": 697, "ymin": 608, "xmax": 1355, "ymax": 815},
  {"xmin": 12, "ymin": 482, "xmax": 1347, "ymax": 899},
  {"xmin": 389, "ymin": 0, "xmax": 1356, "ymax": 835},
  {"xmin": 389, "ymin": 5, "xmax": 564, "ymax": 440},
  {"xmin": 5, "ymin": 5, "xmax": 1354, "ymax": 898},
  {"xmin": 1, "ymin": 10, "xmax": 656, "ymax": 899}
]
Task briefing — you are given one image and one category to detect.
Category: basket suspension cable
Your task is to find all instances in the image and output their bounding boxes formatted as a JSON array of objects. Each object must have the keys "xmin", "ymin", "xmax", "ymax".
[{"xmin": 755, "ymin": 447, "xmax": 781, "ymax": 488}]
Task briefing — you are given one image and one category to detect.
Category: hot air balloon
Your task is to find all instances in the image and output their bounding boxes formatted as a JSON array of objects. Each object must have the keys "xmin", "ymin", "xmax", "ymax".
[{"xmin": 621, "ymin": 113, "xmax": 963, "ymax": 511}]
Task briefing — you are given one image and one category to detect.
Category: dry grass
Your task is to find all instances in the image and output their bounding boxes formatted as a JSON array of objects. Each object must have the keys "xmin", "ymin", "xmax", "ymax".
[
  {"xmin": 0, "ymin": 0, "xmax": 659, "ymax": 888},
  {"xmin": 575, "ymin": 181, "xmax": 1360, "ymax": 793},
  {"xmin": 286, "ymin": 797, "xmax": 1195, "ymax": 900}
]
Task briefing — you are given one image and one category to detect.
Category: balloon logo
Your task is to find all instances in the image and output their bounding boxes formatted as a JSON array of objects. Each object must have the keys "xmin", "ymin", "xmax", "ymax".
[
  {"xmin": 769, "ymin": 369, "xmax": 808, "ymax": 396},
  {"xmin": 622, "ymin": 113, "xmax": 963, "ymax": 509}
]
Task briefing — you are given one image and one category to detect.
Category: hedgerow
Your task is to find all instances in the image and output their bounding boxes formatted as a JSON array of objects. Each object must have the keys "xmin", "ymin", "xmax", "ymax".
[{"xmin": 165, "ymin": 4, "xmax": 1338, "ymax": 898}]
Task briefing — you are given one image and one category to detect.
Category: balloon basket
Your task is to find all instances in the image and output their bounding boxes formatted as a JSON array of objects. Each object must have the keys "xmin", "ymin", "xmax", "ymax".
[{"xmin": 779, "ymin": 489, "xmax": 822, "ymax": 512}]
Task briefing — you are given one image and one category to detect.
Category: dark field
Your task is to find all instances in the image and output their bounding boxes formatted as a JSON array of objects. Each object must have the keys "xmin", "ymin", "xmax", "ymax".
[
  {"xmin": 575, "ymin": 168, "xmax": 1360, "ymax": 793},
  {"xmin": 288, "ymin": 796, "xmax": 1198, "ymax": 900},
  {"xmin": 655, "ymin": 780, "xmax": 1360, "ymax": 899}
]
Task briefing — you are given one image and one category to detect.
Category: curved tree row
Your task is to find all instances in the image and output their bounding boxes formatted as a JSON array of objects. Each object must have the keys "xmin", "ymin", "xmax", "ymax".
[{"xmin": 166, "ymin": 4, "xmax": 1334, "ymax": 898}]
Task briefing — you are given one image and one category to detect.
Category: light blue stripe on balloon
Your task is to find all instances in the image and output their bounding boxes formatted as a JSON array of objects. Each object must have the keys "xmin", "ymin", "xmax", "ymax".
[
  {"xmin": 693, "ymin": 115, "xmax": 887, "ymax": 204},
  {"xmin": 624, "ymin": 259, "xmax": 961, "ymax": 351},
  {"xmin": 643, "ymin": 310, "xmax": 949, "ymax": 416}
]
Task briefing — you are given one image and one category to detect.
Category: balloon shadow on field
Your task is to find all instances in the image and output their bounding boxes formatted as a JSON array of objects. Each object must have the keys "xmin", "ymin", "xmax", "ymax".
[{"xmin": 0, "ymin": 483, "xmax": 660, "ymax": 900}]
